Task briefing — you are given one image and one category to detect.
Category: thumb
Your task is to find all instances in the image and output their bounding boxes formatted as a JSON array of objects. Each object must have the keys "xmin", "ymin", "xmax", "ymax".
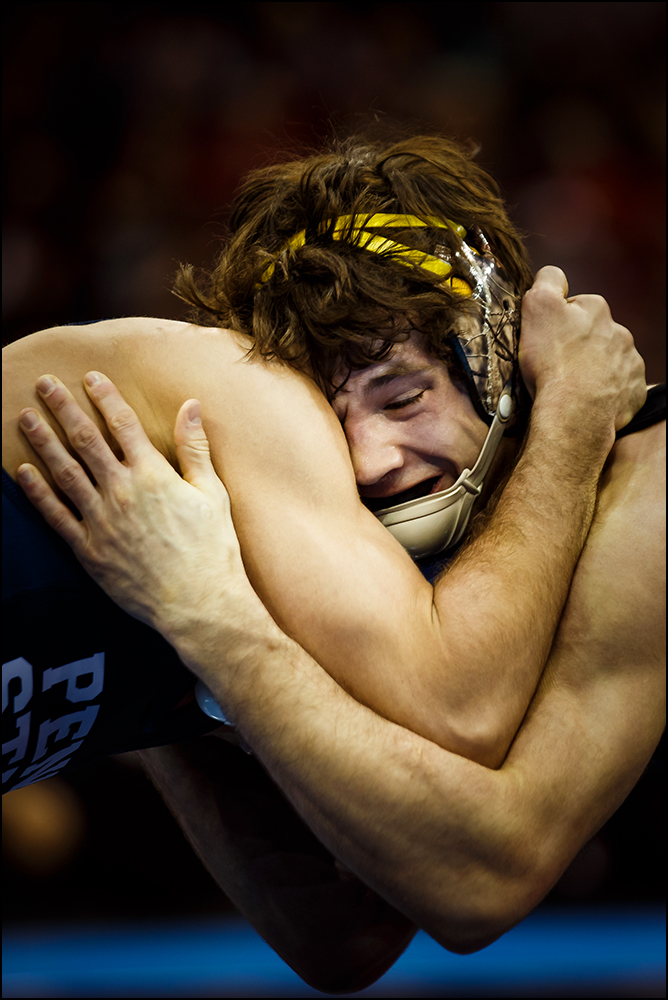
[
  {"xmin": 532, "ymin": 265, "xmax": 569, "ymax": 299},
  {"xmin": 174, "ymin": 400, "xmax": 226, "ymax": 496}
]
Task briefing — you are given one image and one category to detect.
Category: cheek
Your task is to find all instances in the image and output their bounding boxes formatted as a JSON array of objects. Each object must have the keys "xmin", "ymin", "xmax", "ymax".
[
  {"xmin": 465, "ymin": 411, "xmax": 490, "ymax": 451},
  {"xmin": 423, "ymin": 400, "xmax": 487, "ymax": 462},
  {"xmin": 446, "ymin": 386, "xmax": 488, "ymax": 449},
  {"xmin": 409, "ymin": 409, "xmax": 458, "ymax": 455}
]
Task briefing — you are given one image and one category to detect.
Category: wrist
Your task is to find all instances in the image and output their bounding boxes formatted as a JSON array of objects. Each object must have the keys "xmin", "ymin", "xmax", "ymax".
[
  {"xmin": 529, "ymin": 385, "xmax": 615, "ymax": 468},
  {"xmin": 166, "ymin": 588, "xmax": 294, "ymax": 720}
]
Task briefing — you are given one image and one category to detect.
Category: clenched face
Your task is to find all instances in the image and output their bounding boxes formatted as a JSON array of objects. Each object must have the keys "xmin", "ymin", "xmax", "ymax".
[{"xmin": 332, "ymin": 333, "xmax": 489, "ymax": 509}]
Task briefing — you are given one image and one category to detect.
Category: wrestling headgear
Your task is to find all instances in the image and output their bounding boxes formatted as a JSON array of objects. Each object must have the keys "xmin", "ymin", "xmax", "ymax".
[{"xmin": 263, "ymin": 214, "xmax": 522, "ymax": 560}]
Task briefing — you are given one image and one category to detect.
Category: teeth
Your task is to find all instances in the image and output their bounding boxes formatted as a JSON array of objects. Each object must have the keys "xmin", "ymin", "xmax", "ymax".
[{"xmin": 360, "ymin": 476, "xmax": 441, "ymax": 512}]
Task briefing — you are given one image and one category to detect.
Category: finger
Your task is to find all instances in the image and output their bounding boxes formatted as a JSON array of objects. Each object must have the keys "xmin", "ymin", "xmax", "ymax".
[
  {"xmin": 35, "ymin": 375, "xmax": 126, "ymax": 483},
  {"xmin": 16, "ymin": 462, "xmax": 89, "ymax": 551},
  {"xmin": 19, "ymin": 407, "xmax": 103, "ymax": 515},
  {"xmin": 531, "ymin": 265, "xmax": 569, "ymax": 299},
  {"xmin": 82, "ymin": 371, "xmax": 157, "ymax": 465},
  {"xmin": 565, "ymin": 293, "xmax": 612, "ymax": 320},
  {"xmin": 174, "ymin": 400, "xmax": 230, "ymax": 501}
]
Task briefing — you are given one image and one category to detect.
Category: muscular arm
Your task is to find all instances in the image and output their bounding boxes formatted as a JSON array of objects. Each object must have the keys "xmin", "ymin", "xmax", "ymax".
[
  {"xmin": 7, "ymin": 272, "xmax": 646, "ymax": 767},
  {"xmin": 189, "ymin": 277, "xmax": 641, "ymax": 767},
  {"xmin": 8, "ymin": 324, "xmax": 661, "ymax": 955},
  {"xmin": 136, "ymin": 736, "xmax": 415, "ymax": 993},
  {"xmin": 166, "ymin": 422, "xmax": 665, "ymax": 952}
]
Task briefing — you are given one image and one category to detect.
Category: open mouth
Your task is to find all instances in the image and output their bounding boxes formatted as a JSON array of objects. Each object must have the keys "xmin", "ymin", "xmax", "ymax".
[{"xmin": 360, "ymin": 476, "xmax": 442, "ymax": 512}]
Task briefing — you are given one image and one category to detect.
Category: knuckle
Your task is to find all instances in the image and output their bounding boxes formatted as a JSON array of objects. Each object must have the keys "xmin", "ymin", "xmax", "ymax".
[
  {"xmin": 523, "ymin": 284, "xmax": 544, "ymax": 304},
  {"xmin": 107, "ymin": 407, "xmax": 137, "ymax": 436},
  {"xmin": 582, "ymin": 293, "xmax": 610, "ymax": 315},
  {"xmin": 70, "ymin": 422, "xmax": 100, "ymax": 453},
  {"xmin": 49, "ymin": 507, "xmax": 74, "ymax": 537},
  {"xmin": 523, "ymin": 284, "xmax": 561, "ymax": 311},
  {"xmin": 20, "ymin": 473, "xmax": 45, "ymax": 500},
  {"xmin": 56, "ymin": 461, "xmax": 82, "ymax": 492},
  {"xmin": 112, "ymin": 484, "xmax": 133, "ymax": 512},
  {"xmin": 25, "ymin": 420, "xmax": 51, "ymax": 447},
  {"xmin": 190, "ymin": 437, "xmax": 211, "ymax": 455}
]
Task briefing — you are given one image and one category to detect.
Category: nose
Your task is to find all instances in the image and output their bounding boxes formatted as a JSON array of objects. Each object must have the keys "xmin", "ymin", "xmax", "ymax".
[{"xmin": 344, "ymin": 416, "xmax": 404, "ymax": 487}]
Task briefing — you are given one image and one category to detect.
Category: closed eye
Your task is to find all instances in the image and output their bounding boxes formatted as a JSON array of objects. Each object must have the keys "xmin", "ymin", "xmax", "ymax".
[{"xmin": 384, "ymin": 390, "xmax": 426, "ymax": 411}]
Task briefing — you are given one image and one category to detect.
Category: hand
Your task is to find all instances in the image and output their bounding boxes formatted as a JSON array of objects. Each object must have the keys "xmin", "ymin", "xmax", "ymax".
[
  {"xmin": 519, "ymin": 266, "xmax": 646, "ymax": 436},
  {"xmin": 17, "ymin": 372, "xmax": 257, "ymax": 643}
]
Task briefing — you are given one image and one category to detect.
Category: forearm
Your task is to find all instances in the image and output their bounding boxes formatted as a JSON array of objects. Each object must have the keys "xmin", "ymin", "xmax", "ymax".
[
  {"xmin": 170, "ymin": 531, "xmax": 664, "ymax": 957},
  {"xmin": 171, "ymin": 604, "xmax": 528, "ymax": 953},
  {"xmin": 429, "ymin": 392, "xmax": 608, "ymax": 764},
  {"xmin": 137, "ymin": 736, "xmax": 416, "ymax": 993},
  {"xmin": 170, "ymin": 416, "xmax": 665, "ymax": 955}
]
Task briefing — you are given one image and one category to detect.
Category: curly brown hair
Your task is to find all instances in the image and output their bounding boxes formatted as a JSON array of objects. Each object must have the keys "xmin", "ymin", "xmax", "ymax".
[{"xmin": 173, "ymin": 133, "xmax": 533, "ymax": 396}]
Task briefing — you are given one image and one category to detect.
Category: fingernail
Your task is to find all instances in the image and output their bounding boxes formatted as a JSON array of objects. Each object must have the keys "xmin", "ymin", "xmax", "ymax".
[
  {"xmin": 36, "ymin": 375, "xmax": 56, "ymax": 395},
  {"xmin": 17, "ymin": 465, "xmax": 35, "ymax": 484},
  {"xmin": 187, "ymin": 401, "xmax": 201, "ymax": 425},
  {"xmin": 20, "ymin": 410, "xmax": 39, "ymax": 430},
  {"xmin": 85, "ymin": 371, "xmax": 103, "ymax": 387}
]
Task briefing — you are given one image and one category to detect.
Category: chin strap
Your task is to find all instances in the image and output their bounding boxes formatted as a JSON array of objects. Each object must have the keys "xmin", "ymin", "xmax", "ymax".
[
  {"xmin": 375, "ymin": 384, "xmax": 515, "ymax": 559},
  {"xmin": 451, "ymin": 384, "xmax": 515, "ymax": 497}
]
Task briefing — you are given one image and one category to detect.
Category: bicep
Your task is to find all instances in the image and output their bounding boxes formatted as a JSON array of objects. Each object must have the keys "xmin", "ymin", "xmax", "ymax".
[
  {"xmin": 238, "ymin": 496, "xmax": 448, "ymax": 739},
  {"xmin": 199, "ymin": 375, "xmax": 448, "ymax": 742}
]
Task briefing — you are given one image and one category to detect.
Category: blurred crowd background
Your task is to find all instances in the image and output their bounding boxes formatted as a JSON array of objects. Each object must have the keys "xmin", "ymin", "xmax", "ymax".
[{"xmin": 3, "ymin": 1, "xmax": 665, "ymax": 927}]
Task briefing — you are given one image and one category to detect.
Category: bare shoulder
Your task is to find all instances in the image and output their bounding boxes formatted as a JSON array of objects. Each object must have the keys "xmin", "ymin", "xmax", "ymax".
[
  {"xmin": 2, "ymin": 317, "xmax": 201, "ymax": 407},
  {"xmin": 138, "ymin": 320, "xmax": 358, "ymax": 503},
  {"xmin": 2, "ymin": 317, "xmax": 234, "ymax": 475},
  {"xmin": 3, "ymin": 316, "xmax": 346, "ymax": 488},
  {"xmin": 2, "ymin": 316, "xmax": 194, "ymax": 363}
]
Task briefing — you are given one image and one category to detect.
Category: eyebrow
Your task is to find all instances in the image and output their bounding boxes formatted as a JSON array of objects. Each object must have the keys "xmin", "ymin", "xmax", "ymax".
[
  {"xmin": 363, "ymin": 361, "xmax": 433, "ymax": 394},
  {"xmin": 332, "ymin": 360, "xmax": 434, "ymax": 402}
]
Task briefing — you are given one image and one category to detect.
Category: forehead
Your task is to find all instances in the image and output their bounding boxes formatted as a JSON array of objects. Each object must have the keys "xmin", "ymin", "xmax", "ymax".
[{"xmin": 333, "ymin": 336, "xmax": 442, "ymax": 399}]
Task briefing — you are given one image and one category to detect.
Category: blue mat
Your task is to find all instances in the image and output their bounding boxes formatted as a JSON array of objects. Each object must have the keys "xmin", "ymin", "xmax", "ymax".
[{"xmin": 3, "ymin": 905, "xmax": 665, "ymax": 997}]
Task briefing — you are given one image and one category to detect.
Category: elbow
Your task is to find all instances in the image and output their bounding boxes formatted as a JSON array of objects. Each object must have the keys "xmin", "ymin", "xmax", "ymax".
[
  {"xmin": 435, "ymin": 709, "xmax": 514, "ymax": 769},
  {"xmin": 282, "ymin": 918, "xmax": 417, "ymax": 995},
  {"xmin": 426, "ymin": 841, "xmax": 548, "ymax": 956},
  {"xmin": 430, "ymin": 891, "xmax": 531, "ymax": 958},
  {"xmin": 294, "ymin": 967, "xmax": 372, "ymax": 996},
  {"xmin": 428, "ymin": 900, "xmax": 512, "ymax": 957},
  {"xmin": 291, "ymin": 953, "xmax": 410, "ymax": 996}
]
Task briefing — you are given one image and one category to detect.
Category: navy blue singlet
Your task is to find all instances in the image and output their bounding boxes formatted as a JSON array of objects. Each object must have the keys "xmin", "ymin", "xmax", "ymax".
[{"xmin": 2, "ymin": 470, "xmax": 218, "ymax": 793}]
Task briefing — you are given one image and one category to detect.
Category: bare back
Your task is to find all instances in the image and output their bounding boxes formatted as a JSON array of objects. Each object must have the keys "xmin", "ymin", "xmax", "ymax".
[{"xmin": 3, "ymin": 319, "xmax": 301, "ymax": 482}]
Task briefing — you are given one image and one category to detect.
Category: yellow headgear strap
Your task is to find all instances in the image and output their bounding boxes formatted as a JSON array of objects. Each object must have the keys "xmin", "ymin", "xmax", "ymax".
[{"xmin": 259, "ymin": 213, "xmax": 473, "ymax": 296}]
